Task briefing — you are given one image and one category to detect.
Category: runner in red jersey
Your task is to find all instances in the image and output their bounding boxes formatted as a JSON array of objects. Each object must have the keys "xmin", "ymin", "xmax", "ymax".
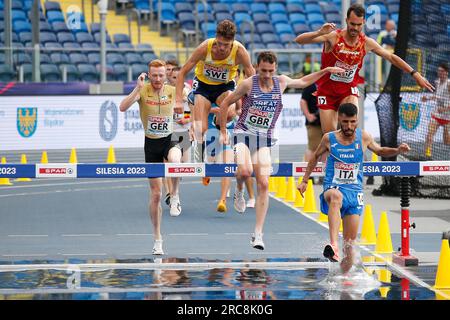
[{"xmin": 295, "ymin": 3, "xmax": 435, "ymax": 134}]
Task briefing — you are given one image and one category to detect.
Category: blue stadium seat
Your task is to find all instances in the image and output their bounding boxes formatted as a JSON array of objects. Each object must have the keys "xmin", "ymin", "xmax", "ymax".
[
  {"xmin": 196, "ymin": 2, "xmax": 212, "ymax": 14},
  {"xmin": 87, "ymin": 53, "xmax": 100, "ymax": 65},
  {"xmin": 70, "ymin": 53, "xmax": 89, "ymax": 65},
  {"xmin": 325, "ymin": 13, "xmax": 341, "ymax": 24},
  {"xmin": 231, "ymin": 3, "xmax": 250, "ymax": 14},
  {"xmin": 234, "ymin": 13, "xmax": 252, "ymax": 28},
  {"xmin": 39, "ymin": 21, "xmax": 53, "ymax": 33},
  {"xmin": 23, "ymin": 0, "xmax": 36, "ymax": 12},
  {"xmin": 175, "ymin": 3, "xmax": 193, "ymax": 14},
  {"xmin": 13, "ymin": 53, "xmax": 32, "ymax": 65},
  {"xmin": 293, "ymin": 23, "xmax": 310, "ymax": 34},
  {"xmin": 280, "ymin": 33, "xmax": 296, "ymax": 43},
  {"xmin": 69, "ymin": 22, "xmax": 89, "ymax": 33},
  {"xmin": 52, "ymin": 22, "xmax": 69, "ymax": 33},
  {"xmin": 18, "ymin": 32, "xmax": 32, "ymax": 44},
  {"xmin": 387, "ymin": 3, "xmax": 399, "ymax": 14},
  {"xmin": 94, "ymin": 32, "xmax": 112, "ymax": 43},
  {"xmin": 0, "ymin": 31, "xmax": 19, "ymax": 43},
  {"xmin": 275, "ymin": 23, "xmax": 294, "ymax": 35},
  {"xmin": 82, "ymin": 42, "xmax": 100, "ymax": 53},
  {"xmin": 178, "ymin": 12, "xmax": 195, "ymax": 31},
  {"xmin": 63, "ymin": 42, "xmax": 82, "ymax": 52},
  {"xmin": 12, "ymin": 10, "xmax": 27, "ymax": 22},
  {"xmin": 28, "ymin": 10, "xmax": 46, "ymax": 22},
  {"xmin": 305, "ymin": 3, "xmax": 322, "ymax": 14},
  {"xmin": 76, "ymin": 32, "xmax": 94, "ymax": 44},
  {"xmin": 59, "ymin": 64, "xmax": 80, "ymax": 82},
  {"xmin": 50, "ymin": 52, "xmax": 70, "ymax": 65},
  {"xmin": 57, "ymin": 32, "xmax": 75, "ymax": 44},
  {"xmin": 13, "ymin": 20, "xmax": 32, "ymax": 33},
  {"xmin": 78, "ymin": 64, "xmax": 99, "ymax": 82},
  {"xmin": 212, "ymin": 3, "xmax": 230, "ymax": 14},
  {"xmin": 257, "ymin": 23, "xmax": 275, "ymax": 34},
  {"xmin": 261, "ymin": 33, "xmax": 280, "ymax": 45},
  {"xmin": 44, "ymin": 1, "xmax": 61, "ymax": 12},
  {"xmin": 113, "ymin": 64, "xmax": 129, "ymax": 82},
  {"xmin": 136, "ymin": 43, "xmax": 154, "ymax": 53},
  {"xmin": 40, "ymin": 32, "xmax": 57, "ymax": 44},
  {"xmin": 113, "ymin": 33, "xmax": 131, "ymax": 44},
  {"xmin": 289, "ymin": 13, "xmax": 307, "ymax": 25},
  {"xmin": 142, "ymin": 52, "xmax": 158, "ymax": 63},
  {"xmin": 286, "ymin": 3, "xmax": 305, "ymax": 14},
  {"xmin": 41, "ymin": 64, "xmax": 61, "ymax": 82},
  {"xmin": 442, "ymin": 4, "xmax": 450, "ymax": 15},
  {"xmin": 307, "ymin": 13, "xmax": 325, "ymax": 25},
  {"xmin": 125, "ymin": 53, "xmax": 143, "ymax": 66},
  {"xmin": 268, "ymin": 3, "xmax": 286, "ymax": 15},
  {"xmin": 161, "ymin": 3, "xmax": 176, "ymax": 22},
  {"xmin": 271, "ymin": 13, "xmax": 289, "ymax": 24},
  {"xmin": 90, "ymin": 23, "xmax": 101, "ymax": 35},
  {"xmin": 132, "ymin": 64, "xmax": 148, "ymax": 79},
  {"xmin": 106, "ymin": 52, "xmax": 125, "ymax": 65},
  {"xmin": 44, "ymin": 42, "xmax": 63, "ymax": 50},
  {"xmin": 250, "ymin": 3, "xmax": 267, "ymax": 14},
  {"xmin": 0, "ymin": 65, "xmax": 16, "ymax": 82},
  {"xmin": 118, "ymin": 42, "xmax": 135, "ymax": 54},
  {"xmin": 267, "ymin": 43, "xmax": 284, "ymax": 50},
  {"xmin": 215, "ymin": 13, "xmax": 233, "ymax": 22},
  {"xmin": 242, "ymin": 33, "xmax": 262, "ymax": 46},
  {"xmin": 47, "ymin": 11, "xmax": 65, "ymax": 23},
  {"xmin": 253, "ymin": 13, "xmax": 271, "ymax": 25},
  {"xmin": 321, "ymin": 2, "xmax": 340, "ymax": 14},
  {"xmin": 0, "ymin": 53, "xmax": 4, "ymax": 63},
  {"xmin": 201, "ymin": 22, "xmax": 216, "ymax": 38}
]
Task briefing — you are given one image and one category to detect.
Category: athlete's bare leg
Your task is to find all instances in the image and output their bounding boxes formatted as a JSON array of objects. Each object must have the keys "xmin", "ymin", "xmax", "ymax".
[
  {"xmin": 148, "ymin": 178, "xmax": 163, "ymax": 240},
  {"xmin": 341, "ymin": 214, "xmax": 360, "ymax": 274},
  {"xmin": 192, "ymin": 94, "xmax": 211, "ymax": 162},
  {"xmin": 251, "ymin": 147, "xmax": 271, "ymax": 235},
  {"xmin": 323, "ymin": 188, "xmax": 343, "ymax": 249},
  {"xmin": 319, "ymin": 109, "xmax": 339, "ymax": 134}
]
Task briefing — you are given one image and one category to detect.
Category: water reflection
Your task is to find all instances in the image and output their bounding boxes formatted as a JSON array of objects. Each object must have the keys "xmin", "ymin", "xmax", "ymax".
[{"xmin": 0, "ymin": 257, "xmax": 438, "ymax": 300}]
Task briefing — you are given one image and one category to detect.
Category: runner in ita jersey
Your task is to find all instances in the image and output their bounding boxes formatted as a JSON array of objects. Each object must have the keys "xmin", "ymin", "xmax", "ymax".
[
  {"xmin": 295, "ymin": 3, "xmax": 434, "ymax": 134},
  {"xmin": 219, "ymin": 51, "xmax": 344, "ymax": 251},
  {"xmin": 298, "ymin": 103, "xmax": 410, "ymax": 273}
]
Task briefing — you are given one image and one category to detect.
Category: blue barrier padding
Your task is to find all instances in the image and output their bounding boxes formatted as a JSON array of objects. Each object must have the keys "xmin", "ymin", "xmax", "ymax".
[
  {"xmin": 362, "ymin": 161, "xmax": 420, "ymax": 176},
  {"xmin": 78, "ymin": 164, "xmax": 165, "ymax": 178},
  {"xmin": 0, "ymin": 164, "xmax": 36, "ymax": 178}
]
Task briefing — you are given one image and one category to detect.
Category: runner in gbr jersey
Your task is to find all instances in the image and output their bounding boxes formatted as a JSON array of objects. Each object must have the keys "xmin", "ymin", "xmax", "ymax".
[
  {"xmin": 298, "ymin": 103, "xmax": 410, "ymax": 273},
  {"xmin": 119, "ymin": 59, "xmax": 183, "ymax": 256},
  {"xmin": 295, "ymin": 3, "xmax": 435, "ymax": 135},
  {"xmin": 219, "ymin": 51, "xmax": 344, "ymax": 250},
  {"xmin": 175, "ymin": 20, "xmax": 254, "ymax": 164}
]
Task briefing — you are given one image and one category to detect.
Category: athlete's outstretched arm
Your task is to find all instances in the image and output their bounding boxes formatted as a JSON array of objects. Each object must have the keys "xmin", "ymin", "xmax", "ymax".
[
  {"xmin": 297, "ymin": 134, "xmax": 330, "ymax": 197},
  {"xmin": 295, "ymin": 22, "xmax": 336, "ymax": 44},
  {"xmin": 236, "ymin": 46, "xmax": 255, "ymax": 78},
  {"xmin": 175, "ymin": 42, "xmax": 207, "ymax": 112},
  {"xmin": 364, "ymin": 131, "xmax": 410, "ymax": 157},
  {"xmin": 280, "ymin": 67, "xmax": 344, "ymax": 91},
  {"xmin": 366, "ymin": 37, "xmax": 435, "ymax": 92},
  {"xmin": 119, "ymin": 73, "xmax": 145, "ymax": 112}
]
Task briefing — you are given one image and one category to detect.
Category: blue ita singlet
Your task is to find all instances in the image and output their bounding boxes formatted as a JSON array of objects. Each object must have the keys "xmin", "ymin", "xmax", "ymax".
[
  {"xmin": 234, "ymin": 75, "xmax": 283, "ymax": 140},
  {"xmin": 324, "ymin": 128, "xmax": 364, "ymax": 192}
]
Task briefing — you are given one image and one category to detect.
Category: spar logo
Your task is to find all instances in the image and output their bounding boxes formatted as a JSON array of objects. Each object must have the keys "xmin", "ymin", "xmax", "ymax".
[
  {"xmin": 168, "ymin": 167, "xmax": 203, "ymax": 174},
  {"xmin": 295, "ymin": 166, "xmax": 323, "ymax": 173},
  {"xmin": 423, "ymin": 166, "xmax": 450, "ymax": 172},
  {"xmin": 39, "ymin": 168, "xmax": 74, "ymax": 175}
]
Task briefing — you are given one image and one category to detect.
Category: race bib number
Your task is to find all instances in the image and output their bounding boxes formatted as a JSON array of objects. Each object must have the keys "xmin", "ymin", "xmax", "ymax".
[
  {"xmin": 203, "ymin": 64, "xmax": 229, "ymax": 83},
  {"xmin": 318, "ymin": 96, "xmax": 327, "ymax": 105},
  {"xmin": 146, "ymin": 115, "xmax": 172, "ymax": 136},
  {"xmin": 244, "ymin": 107, "xmax": 273, "ymax": 132},
  {"xmin": 332, "ymin": 162, "xmax": 359, "ymax": 184},
  {"xmin": 330, "ymin": 60, "xmax": 358, "ymax": 83},
  {"xmin": 191, "ymin": 79, "xmax": 198, "ymax": 91}
]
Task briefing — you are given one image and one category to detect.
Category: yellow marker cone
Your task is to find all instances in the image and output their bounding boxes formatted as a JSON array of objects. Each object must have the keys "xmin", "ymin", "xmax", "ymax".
[
  {"xmin": 375, "ymin": 211, "xmax": 394, "ymax": 254},
  {"xmin": 434, "ymin": 235, "xmax": 450, "ymax": 290},
  {"xmin": 69, "ymin": 147, "xmax": 78, "ymax": 164},
  {"xmin": 15, "ymin": 154, "xmax": 31, "ymax": 182},
  {"xmin": 0, "ymin": 157, "xmax": 13, "ymax": 186},
  {"xmin": 268, "ymin": 176, "xmax": 276, "ymax": 193},
  {"xmin": 40, "ymin": 151, "xmax": 48, "ymax": 164},
  {"xmin": 275, "ymin": 176, "xmax": 287, "ymax": 199},
  {"xmin": 360, "ymin": 204, "xmax": 377, "ymax": 245},
  {"xmin": 285, "ymin": 177, "xmax": 296, "ymax": 202},
  {"xmin": 107, "ymin": 145, "xmax": 116, "ymax": 164},
  {"xmin": 303, "ymin": 179, "xmax": 319, "ymax": 213},
  {"xmin": 371, "ymin": 151, "xmax": 378, "ymax": 162},
  {"xmin": 294, "ymin": 177, "xmax": 304, "ymax": 208},
  {"xmin": 318, "ymin": 211, "xmax": 328, "ymax": 222},
  {"xmin": 339, "ymin": 219, "xmax": 343, "ymax": 232},
  {"xmin": 379, "ymin": 287, "xmax": 390, "ymax": 298},
  {"xmin": 435, "ymin": 289, "xmax": 450, "ymax": 300}
]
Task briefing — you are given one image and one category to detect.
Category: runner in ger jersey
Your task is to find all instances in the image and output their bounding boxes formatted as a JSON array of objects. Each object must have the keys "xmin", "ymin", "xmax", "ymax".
[
  {"xmin": 219, "ymin": 51, "xmax": 344, "ymax": 251},
  {"xmin": 298, "ymin": 103, "xmax": 410, "ymax": 273},
  {"xmin": 295, "ymin": 3, "xmax": 434, "ymax": 135},
  {"xmin": 119, "ymin": 59, "xmax": 183, "ymax": 256}
]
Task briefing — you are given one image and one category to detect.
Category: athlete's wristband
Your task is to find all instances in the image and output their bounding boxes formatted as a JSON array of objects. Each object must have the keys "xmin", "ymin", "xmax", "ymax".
[{"xmin": 410, "ymin": 70, "xmax": 418, "ymax": 76}]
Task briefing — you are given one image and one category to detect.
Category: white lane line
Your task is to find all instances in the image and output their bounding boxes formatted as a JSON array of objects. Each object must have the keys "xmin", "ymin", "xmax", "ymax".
[
  {"xmin": 61, "ymin": 234, "xmax": 103, "ymax": 237},
  {"xmin": 248, "ymin": 252, "xmax": 292, "ymax": 255},
  {"xmin": 2, "ymin": 254, "xmax": 48, "ymax": 258},
  {"xmin": 59, "ymin": 253, "xmax": 107, "ymax": 256},
  {"xmin": 186, "ymin": 252, "xmax": 231, "ymax": 255},
  {"xmin": 168, "ymin": 233, "xmax": 209, "ymax": 236},
  {"xmin": 122, "ymin": 253, "xmax": 153, "ymax": 256},
  {"xmin": 7, "ymin": 234, "xmax": 49, "ymax": 238},
  {"xmin": 116, "ymin": 233, "xmax": 152, "ymax": 236},
  {"xmin": 225, "ymin": 233, "xmax": 249, "ymax": 236},
  {"xmin": 277, "ymin": 232, "xmax": 317, "ymax": 235}
]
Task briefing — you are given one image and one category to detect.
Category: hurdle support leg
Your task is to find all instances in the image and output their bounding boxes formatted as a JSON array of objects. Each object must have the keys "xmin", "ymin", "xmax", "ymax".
[{"xmin": 393, "ymin": 177, "xmax": 419, "ymax": 266}]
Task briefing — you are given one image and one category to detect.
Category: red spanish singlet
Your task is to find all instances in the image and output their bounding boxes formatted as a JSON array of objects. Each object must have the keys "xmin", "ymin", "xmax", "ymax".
[{"xmin": 316, "ymin": 29, "xmax": 366, "ymax": 111}]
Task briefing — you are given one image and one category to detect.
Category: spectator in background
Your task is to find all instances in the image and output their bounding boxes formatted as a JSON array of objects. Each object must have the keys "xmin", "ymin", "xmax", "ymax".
[
  {"xmin": 300, "ymin": 83, "xmax": 323, "ymax": 183},
  {"xmin": 423, "ymin": 62, "xmax": 450, "ymax": 158},
  {"xmin": 302, "ymin": 54, "xmax": 321, "ymax": 76},
  {"xmin": 377, "ymin": 20, "xmax": 397, "ymax": 50}
]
